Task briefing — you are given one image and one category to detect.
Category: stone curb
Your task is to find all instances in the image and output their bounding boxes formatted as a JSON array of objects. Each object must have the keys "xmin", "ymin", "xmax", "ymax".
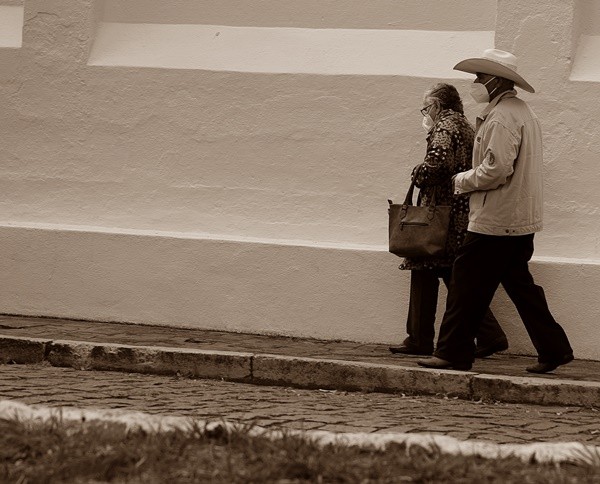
[
  {"xmin": 3, "ymin": 400, "xmax": 600, "ymax": 465},
  {"xmin": 45, "ymin": 340, "xmax": 253, "ymax": 381},
  {"xmin": 252, "ymin": 354, "xmax": 473, "ymax": 398},
  {"xmin": 1, "ymin": 335, "xmax": 599, "ymax": 407},
  {"xmin": 471, "ymin": 374, "xmax": 600, "ymax": 407},
  {"xmin": 0, "ymin": 335, "xmax": 47, "ymax": 364}
]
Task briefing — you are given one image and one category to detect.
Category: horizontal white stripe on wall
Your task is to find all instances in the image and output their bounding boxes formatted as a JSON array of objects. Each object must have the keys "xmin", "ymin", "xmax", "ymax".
[
  {"xmin": 0, "ymin": 6, "xmax": 23, "ymax": 48},
  {"xmin": 88, "ymin": 22, "xmax": 493, "ymax": 77}
]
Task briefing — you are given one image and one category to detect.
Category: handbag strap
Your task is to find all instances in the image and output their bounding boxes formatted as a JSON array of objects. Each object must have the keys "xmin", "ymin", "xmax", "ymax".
[
  {"xmin": 403, "ymin": 164, "xmax": 439, "ymax": 208},
  {"xmin": 402, "ymin": 165, "xmax": 420, "ymax": 206}
]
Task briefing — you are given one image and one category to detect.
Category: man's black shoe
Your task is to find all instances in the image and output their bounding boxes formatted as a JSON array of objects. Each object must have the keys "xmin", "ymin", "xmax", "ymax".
[
  {"xmin": 389, "ymin": 345, "xmax": 433, "ymax": 356},
  {"xmin": 474, "ymin": 340, "xmax": 509, "ymax": 358},
  {"xmin": 526, "ymin": 354, "xmax": 574, "ymax": 374},
  {"xmin": 416, "ymin": 356, "xmax": 472, "ymax": 371}
]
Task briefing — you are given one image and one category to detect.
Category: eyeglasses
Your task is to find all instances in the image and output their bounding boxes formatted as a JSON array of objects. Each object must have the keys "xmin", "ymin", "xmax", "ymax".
[{"xmin": 420, "ymin": 103, "xmax": 434, "ymax": 116}]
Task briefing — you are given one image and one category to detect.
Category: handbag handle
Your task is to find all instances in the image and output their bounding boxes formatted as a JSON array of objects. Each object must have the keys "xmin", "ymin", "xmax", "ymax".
[
  {"xmin": 402, "ymin": 166, "xmax": 419, "ymax": 206},
  {"xmin": 403, "ymin": 165, "xmax": 438, "ymax": 206}
]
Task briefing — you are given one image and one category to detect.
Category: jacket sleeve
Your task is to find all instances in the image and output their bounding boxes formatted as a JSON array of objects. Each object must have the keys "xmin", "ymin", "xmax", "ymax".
[
  {"xmin": 454, "ymin": 120, "xmax": 519, "ymax": 194},
  {"xmin": 413, "ymin": 128, "xmax": 454, "ymax": 188}
]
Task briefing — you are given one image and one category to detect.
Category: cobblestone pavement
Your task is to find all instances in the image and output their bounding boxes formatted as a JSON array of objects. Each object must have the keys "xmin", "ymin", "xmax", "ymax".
[{"xmin": 1, "ymin": 363, "xmax": 599, "ymax": 446}]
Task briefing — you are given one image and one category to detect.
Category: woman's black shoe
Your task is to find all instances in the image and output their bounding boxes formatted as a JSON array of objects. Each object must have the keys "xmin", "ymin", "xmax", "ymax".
[
  {"xmin": 416, "ymin": 356, "xmax": 472, "ymax": 371},
  {"xmin": 388, "ymin": 345, "xmax": 433, "ymax": 356}
]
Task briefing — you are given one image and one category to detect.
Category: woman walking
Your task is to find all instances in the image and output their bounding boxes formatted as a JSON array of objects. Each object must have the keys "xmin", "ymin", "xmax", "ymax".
[{"xmin": 389, "ymin": 83, "xmax": 508, "ymax": 357}]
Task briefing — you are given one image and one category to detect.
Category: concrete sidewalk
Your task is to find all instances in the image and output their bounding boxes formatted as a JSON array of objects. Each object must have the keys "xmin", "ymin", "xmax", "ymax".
[{"xmin": 1, "ymin": 314, "xmax": 599, "ymax": 407}]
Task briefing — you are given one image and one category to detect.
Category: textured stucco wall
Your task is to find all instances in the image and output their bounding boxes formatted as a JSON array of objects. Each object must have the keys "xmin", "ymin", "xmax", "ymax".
[
  {"xmin": 1, "ymin": 0, "xmax": 600, "ymax": 359},
  {"xmin": 1, "ymin": 0, "xmax": 496, "ymax": 246},
  {"xmin": 495, "ymin": 0, "xmax": 600, "ymax": 260},
  {"xmin": 1, "ymin": 0, "xmax": 598, "ymax": 257}
]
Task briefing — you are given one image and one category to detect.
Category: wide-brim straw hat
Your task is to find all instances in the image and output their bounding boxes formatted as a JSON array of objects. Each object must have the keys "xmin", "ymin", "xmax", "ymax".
[{"xmin": 453, "ymin": 49, "xmax": 535, "ymax": 93}]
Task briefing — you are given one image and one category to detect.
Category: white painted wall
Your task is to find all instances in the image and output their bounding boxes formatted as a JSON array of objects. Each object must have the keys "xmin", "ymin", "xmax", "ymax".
[
  {"xmin": 0, "ymin": 6, "xmax": 23, "ymax": 48},
  {"xmin": 1, "ymin": 0, "xmax": 600, "ymax": 360},
  {"xmin": 88, "ymin": 24, "xmax": 493, "ymax": 77},
  {"xmin": 1, "ymin": 0, "xmax": 495, "ymax": 247}
]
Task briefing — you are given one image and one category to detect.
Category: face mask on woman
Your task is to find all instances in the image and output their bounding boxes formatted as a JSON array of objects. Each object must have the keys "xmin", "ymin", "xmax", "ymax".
[
  {"xmin": 470, "ymin": 76, "xmax": 496, "ymax": 103},
  {"xmin": 422, "ymin": 114, "xmax": 435, "ymax": 131}
]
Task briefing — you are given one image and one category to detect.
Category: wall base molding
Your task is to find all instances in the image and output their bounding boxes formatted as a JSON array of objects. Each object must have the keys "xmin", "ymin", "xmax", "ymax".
[{"xmin": 2, "ymin": 223, "xmax": 598, "ymax": 360}]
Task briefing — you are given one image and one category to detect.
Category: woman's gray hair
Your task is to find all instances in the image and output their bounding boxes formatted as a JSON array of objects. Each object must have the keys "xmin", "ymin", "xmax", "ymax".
[{"xmin": 425, "ymin": 83, "xmax": 464, "ymax": 114}]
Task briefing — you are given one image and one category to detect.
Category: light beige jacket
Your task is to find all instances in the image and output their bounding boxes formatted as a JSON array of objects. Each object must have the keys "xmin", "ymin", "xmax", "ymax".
[{"xmin": 453, "ymin": 90, "xmax": 543, "ymax": 235}]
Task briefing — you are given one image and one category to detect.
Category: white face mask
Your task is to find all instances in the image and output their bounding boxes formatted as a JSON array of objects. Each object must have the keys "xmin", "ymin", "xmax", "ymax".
[
  {"xmin": 422, "ymin": 114, "xmax": 434, "ymax": 131},
  {"xmin": 470, "ymin": 76, "xmax": 496, "ymax": 103}
]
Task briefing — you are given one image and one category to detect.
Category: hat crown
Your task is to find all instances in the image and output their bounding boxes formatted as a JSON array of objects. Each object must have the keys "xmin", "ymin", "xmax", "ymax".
[
  {"xmin": 453, "ymin": 48, "xmax": 534, "ymax": 93},
  {"xmin": 481, "ymin": 49, "xmax": 518, "ymax": 72}
]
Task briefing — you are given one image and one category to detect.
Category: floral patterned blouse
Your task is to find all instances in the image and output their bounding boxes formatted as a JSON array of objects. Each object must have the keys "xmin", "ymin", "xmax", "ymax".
[{"xmin": 399, "ymin": 109, "xmax": 474, "ymax": 270}]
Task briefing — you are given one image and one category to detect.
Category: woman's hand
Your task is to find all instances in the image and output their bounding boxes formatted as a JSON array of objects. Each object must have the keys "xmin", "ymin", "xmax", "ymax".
[{"xmin": 410, "ymin": 163, "xmax": 423, "ymax": 181}]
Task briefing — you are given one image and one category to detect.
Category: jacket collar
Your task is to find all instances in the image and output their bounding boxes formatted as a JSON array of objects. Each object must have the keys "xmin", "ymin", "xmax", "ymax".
[
  {"xmin": 476, "ymin": 89, "xmax": 516, "ymax": 126},
  {"xmin": 438, "ymin": 108, "xmax": 459, "ymax": 122},
  {"xmin": 426, "ymin": 109, "xmax": 462, "ymax": 138},
  {"xmin": 475, "ymin": 89, "xmax": 517, "ymax": 131}
]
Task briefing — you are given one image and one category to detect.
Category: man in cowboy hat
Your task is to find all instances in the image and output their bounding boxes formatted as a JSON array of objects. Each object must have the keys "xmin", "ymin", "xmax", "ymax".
[{"xmin": 417, "ymin": 49, "xmax": 574, "ymax": 374}]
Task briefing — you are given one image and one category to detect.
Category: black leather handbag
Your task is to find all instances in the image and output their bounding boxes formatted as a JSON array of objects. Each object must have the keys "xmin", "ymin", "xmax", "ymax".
[{"xmin": 388, "ymin": 166, "xmax": 451, "ymax": 258}]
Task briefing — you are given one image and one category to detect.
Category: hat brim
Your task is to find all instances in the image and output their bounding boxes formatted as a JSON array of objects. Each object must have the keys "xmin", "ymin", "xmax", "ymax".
[{"xmin": 454, "ymin": 58, "xmax": 535, "ymax": 93}]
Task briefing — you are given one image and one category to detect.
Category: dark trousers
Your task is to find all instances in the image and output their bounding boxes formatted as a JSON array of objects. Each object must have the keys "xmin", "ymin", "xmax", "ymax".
[
  {"xmin": 404, "ymin": 267, "xmax": 507, "ymax": 353},
  {"xmin": 435, "ymin": 232, "xmax": 573, "ymax": 364}
]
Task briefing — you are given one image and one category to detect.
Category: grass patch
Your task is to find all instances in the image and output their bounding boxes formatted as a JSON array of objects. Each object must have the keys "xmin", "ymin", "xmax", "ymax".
[{"xmin": 1, "ymin": 417, "xmax": 599, "ymax": 483}]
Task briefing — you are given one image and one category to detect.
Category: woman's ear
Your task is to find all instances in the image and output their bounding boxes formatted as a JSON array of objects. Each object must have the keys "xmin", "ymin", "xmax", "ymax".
[{"xmin": 431, "ymin": 100, "xmax": 441, "ymax": 120}]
